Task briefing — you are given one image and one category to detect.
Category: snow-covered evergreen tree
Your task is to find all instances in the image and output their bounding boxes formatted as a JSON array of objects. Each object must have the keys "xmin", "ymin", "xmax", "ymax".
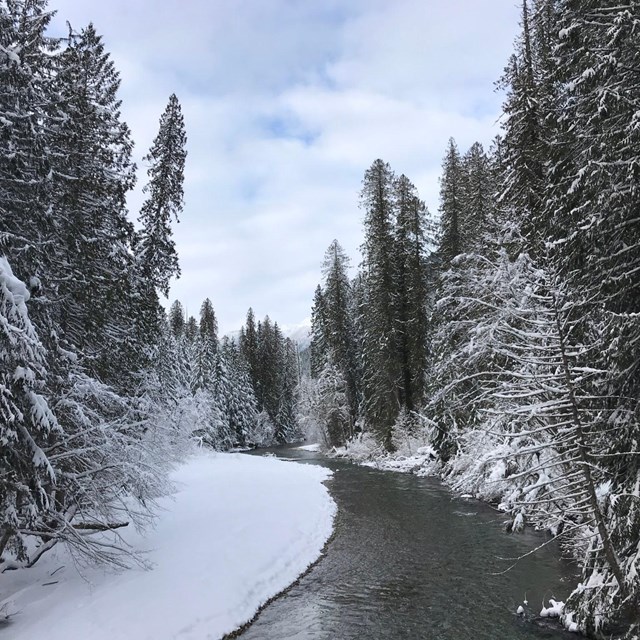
[
  {"xmin": 359, "ymin": 159, "xmax": 400, "ymax": 447},
  {"xmin": 318, "ymin": 240, "xmax": 358, "ymax": 440},
  {"xmin": 393, "ymin": 175, "xmax": 431, "ymax": 414},
  {"xmin": 220, "ymin": 338, "xmax": 259, "ymax": 447},
  {"xmin": 50, "ymin": 23, "xmax": 137, "ymax": 389},
  {"xmin": 437, "ymin": 139, "xmax": 464, "ymax": 266},
  {"xmin": 309, "ymin": 285, "xmax": 328, "ymax": 378},
  {"xmin": 168, "ymin": 300, "xmax": 186, "ymax": 338},
  {"xmin": 136, "ymin": 94, "xmax": 186, "ymax": 297},
  {"xmin": 0, "ymin": 257, "xmax": 58, "ymax": 562},
  {"xmin": 191, "ymin": 298, "xmax": 218, "ymax": 392},
  {"xmin": 460, "ymin": 143, "xmax": 494, "ymax": 255}
]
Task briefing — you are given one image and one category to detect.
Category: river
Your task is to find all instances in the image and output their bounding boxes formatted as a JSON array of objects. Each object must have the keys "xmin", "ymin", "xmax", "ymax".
[{"xmin": 240, "ymin": 445, "xmax": 577, "ymax": 640}]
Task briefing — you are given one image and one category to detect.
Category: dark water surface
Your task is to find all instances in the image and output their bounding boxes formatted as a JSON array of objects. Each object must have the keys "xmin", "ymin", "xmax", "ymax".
[{"xmin": 241, "ymin": 445, "xmax": 576, "ymax": 640}]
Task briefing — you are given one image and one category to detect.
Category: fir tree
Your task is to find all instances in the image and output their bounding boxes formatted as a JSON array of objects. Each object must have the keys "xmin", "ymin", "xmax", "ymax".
[
  {"xmin": 460, "ymin": 142, "xmax": 493, "ymax": 255},
  {"xmin": 50, "ymin": 23, "xmax": 137, "ymax": 388},
  {"xmin": 359, "ymin": 159, "xmax": 400, "ymax": 447},
  {"xmin": 320, "ymin": 240, "xmax": 358, "ymax": 436},
  {"xmin": 221, "ymin": 338, "xmax": 259, "ymax": 447},
  {"xmin": 496, "ymin": 0, "xmax": 555, "ymax": 256},
  {"xmin": 309, "ymin": 285, "xmax": 328, "ymax": 378},
  {"xmin": 393, "ymin": 175, "xmax": 431, "ymax": 413},
  {"xmin": 168, "ymin": 300, "xmax": 186, "ymax": 338},
  {"xmin": 437, "ymin": 139, "xmax": 464, "ymax": 265},
  {"xmin": 192, "ymin": 299, "xmax": 217, "ymax": 391},
  {"xmin": 136, "ymin": 94, "xmax": 187, "ymax": 297},
  {"xmin": 239, "ymin": 307, "xmax": 258, "ymax": 392},
  {"xmin": 185, "ymin": 315, "xmax": 198, "ymax": 342},
  {"xmin": 0, "ymin": 0, "xmax": 56, "ymax": 286},
  {"xmin": 275, "ymin": 337, "xmax": 299, "ymax": 443},
  {"xmin": 0, "ymin": 257, "xmax": 59, "ymax": 562}
]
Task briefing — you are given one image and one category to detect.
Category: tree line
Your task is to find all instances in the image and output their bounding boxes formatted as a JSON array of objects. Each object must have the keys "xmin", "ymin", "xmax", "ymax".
[
  {"xmin": 304, "ymin": 1, "xmax": 640, "ymax": 636},
  {"xmin": 164, "ymin": 300, "xmax": 300, "ymax": 450},
  {"xmin": 0, "ymin": 0, "xmax": 298, "ymax": 571}
]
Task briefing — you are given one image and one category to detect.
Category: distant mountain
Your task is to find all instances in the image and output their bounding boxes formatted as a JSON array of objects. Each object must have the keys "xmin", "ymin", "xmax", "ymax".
[
  {"xmin": 225, "ymin": 318, "xmax": 311, "ymax": 349},
  {"xmin": 281, "ymin": 318, "xmax": 312, "ymax": 349}
]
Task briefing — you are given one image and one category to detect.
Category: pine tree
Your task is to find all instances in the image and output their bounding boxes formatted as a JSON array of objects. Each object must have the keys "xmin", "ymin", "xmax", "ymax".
[
  {"xmin": 320, "ymin": 240, "xmax": 358, "ymax": 435},
  {"xmin": 275, "ymin": 337, "xmax": 299, "ymax": 443},
  {"xmin": 185, "ymin": 315, "xmax": 198, "ymax": 342},
  {"xmin": 542, "ymin": 3, "xmax": 640, "ymax": 630},
  {"xmin": 437, "ymin": 139, "xmax": 464, "ymax": 265},
  {"xmin": 497, "ymin": 0, "xmax": 556, "ymax": 256},
  {"xmin": 359, "ymin": 159, "xmax": 400, "ymax": 447},
  {"xmin": 0, "ymin": 0, "xmax": 57, "ymax": 287},
  {"xmin": 550, "ymin": 1, "xmax": 640, "ymax": 313},
  {"xmin": 220, "ymin": 338, "xmax": 258, "ymax": 447},
  {"xmin": 239, "ymin": 307, "xmax": 258, "ymax": 392},
  {"xmin": 393, "ymin": 175, "xmax": 431, "ymax": 413},
  {"xmin": 460, "ymin": 142, "xmax": 493, "ymax": 255},
  {"xmin": 136, "ymin": 94, "xmax": 186, "ymax": 297},
  {"xmin": 50, "ymin": 23, "xmax": 137, "ymax": 388},
  {"xmin": 314, "ymin": 362, "xmax": 350, "ymax": 448},
  {"xmin": 0, "ymin": 257, "xmax": 59, "ymax": 562},
  {"xmin": 168, "ymin": 300, "xmax": 186, "ymax": 338},
  {"xmin": 0, "ymin": 2, "xmax": 187, "ymax": 571},
  {"xmin": 435, "ymin": 247, "xmax": 639, "ymax": 636},
  {"xmin": 192, "ymin": 298, "xmax": 217, "ymax": 391},
  {"xmin": 309, "ymin": 285, "xmax": 328, "ymax": 378}
]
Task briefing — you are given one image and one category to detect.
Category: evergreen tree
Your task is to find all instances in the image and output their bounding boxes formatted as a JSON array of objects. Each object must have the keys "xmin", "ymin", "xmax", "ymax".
[
  {"xmin": 393, "ymin": 175, "xmax": 431, "ymax": 413},
  {"xmin": 359, "ymin": 159, "xmax": 400, "ymax": 447},
  {"xmin": 314, "ymin": 362, "xmax": 350, "ymax": 448},
  {"xmin": 320, "ymin": 240, "xmax": 358, "ymax": 434},
  {"xmin": 192, "ymin": 298, "xmax": 217, "ymax": 391},
  {"xmin": 168, "ymin": 300, "xmax": 186, "ymax": 338},
  {"xmin": 460, "ymin": 142, "xmax": 493, "ymax": 254},
  {"xmin": 220, "ymin": 338, "xmax": 259, "ymax": 447},
  {"xmin": 50, "ymin": 23, "xmax": 137, "ymax": 388},
  {"xmin": 136, "ymin": 94, "xmax": 186, "ymax": 297},
  {"xmin": 0, "ymin": 257, "xmax": 58, "ymax": 562},
  {"xmin": 496, "ymin": 0, "xmax": 555, "ymax": 256},
  {"xmin": 185, "ymin": 315, "xmax": 198, "ymax": 342},
  {"xmin": 550, "ymin": 1, "xmax": 640, "ymax": 313},
  {"xmin": 309, "ymin": 285, "xmax": 328, "ymax": 378},
  {"xmin": 239, "ymin": 307, "xmax": 258, "ymax": 391},
  {"xmin": 437, "ymin": 138, "xmax": 464, "ymax": 265},
  {"xmin": 0, "ymin": 0, "xmax": 56, "ymax": 287},
  {"xmin": 542, "ymin": 3, "xmax": 640, "ymax": 630},
  {"xmin": 275, "ymin": 337, "xmax": 299, "ymax": 443}
]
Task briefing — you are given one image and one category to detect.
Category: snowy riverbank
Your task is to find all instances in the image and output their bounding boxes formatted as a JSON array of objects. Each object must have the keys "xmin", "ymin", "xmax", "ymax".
[{"xmin": 1, "ymin": 451, "xmax": 336, "ymax": 640}]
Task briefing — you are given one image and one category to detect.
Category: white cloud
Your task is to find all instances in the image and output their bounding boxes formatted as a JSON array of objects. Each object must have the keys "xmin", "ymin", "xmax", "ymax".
[{"xmin": 48, "ymin": 0, "xmax": 519, "ymax": 333}]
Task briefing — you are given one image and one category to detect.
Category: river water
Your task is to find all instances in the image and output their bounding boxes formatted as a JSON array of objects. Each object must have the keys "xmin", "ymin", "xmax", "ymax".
[{"xmin": 241, "ymin": 445, "xmax": 577, "ymax": 640}]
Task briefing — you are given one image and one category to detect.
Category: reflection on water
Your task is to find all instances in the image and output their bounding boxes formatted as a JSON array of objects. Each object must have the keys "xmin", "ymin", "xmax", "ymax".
[{"xmin": 240, "ymin": 446, "xmax": 577, "ymax": 640}]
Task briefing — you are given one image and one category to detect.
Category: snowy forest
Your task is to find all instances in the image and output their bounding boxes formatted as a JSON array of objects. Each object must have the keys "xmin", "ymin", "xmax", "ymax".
[
  {"xmin": 0, "ymin": 0, "xmax": 300, "ymax": 574},
  {"xmin": 3, "ymin": 0, "xmax": 640, "ymax": 639},
  {"xmin": 302, "ymin": 2, "xmax": 640, "ymax": 638}
]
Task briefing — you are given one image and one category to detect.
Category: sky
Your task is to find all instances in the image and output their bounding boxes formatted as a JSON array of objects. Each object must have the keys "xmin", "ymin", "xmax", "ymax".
[{"xmin": 49, "ymin": 0, "xmax": 521, "ymax": 334}]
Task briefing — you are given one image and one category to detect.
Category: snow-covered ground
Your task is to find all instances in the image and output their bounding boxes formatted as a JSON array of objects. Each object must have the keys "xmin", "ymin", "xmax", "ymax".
[
  {"xmin": 1, "ymin": 452, "xmax": 336, "ymax": 640},
  {"xmin": 296, "ymin": 443, "xmax": 321, "ymax": 452}
]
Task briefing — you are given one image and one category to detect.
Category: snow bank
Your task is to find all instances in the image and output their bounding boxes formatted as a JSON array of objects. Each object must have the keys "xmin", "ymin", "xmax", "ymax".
[
  {"xmin": 1, "ymin": 452, "xmax": 336, "ymax": 640},
  {"xmin": 332, "ymin": 431, "xmax": 440, "ymax": 477},
  {"xmin": 296, "ymin": 443, "xmax": 321, "ymax": 452}
]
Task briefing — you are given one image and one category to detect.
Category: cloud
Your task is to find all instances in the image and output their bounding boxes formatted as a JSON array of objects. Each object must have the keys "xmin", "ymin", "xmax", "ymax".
[{"xmin": 48, "ymin": 0, "xmax": 520, "ymax": 333}]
